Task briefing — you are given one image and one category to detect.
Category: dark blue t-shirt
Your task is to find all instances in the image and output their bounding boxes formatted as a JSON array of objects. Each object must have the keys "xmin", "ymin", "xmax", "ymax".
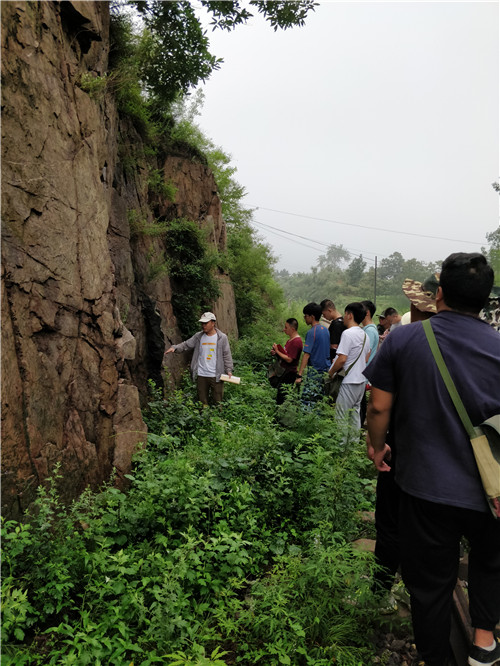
[
  {"xmin": 303, "ymin": 323, "xmax": 330, "ymax": 373},
  {"xmin": 364, "ymin": 311, "xmax": 500, "ymax": 512}
]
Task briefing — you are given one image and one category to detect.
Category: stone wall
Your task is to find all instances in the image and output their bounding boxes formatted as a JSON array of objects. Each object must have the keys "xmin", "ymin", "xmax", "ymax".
[{"xmin": 1, "ymin": 1, "xmax": 238, "ymax": 519}]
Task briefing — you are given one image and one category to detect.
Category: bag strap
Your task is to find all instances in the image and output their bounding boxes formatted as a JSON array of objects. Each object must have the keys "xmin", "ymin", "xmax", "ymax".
[
  {"xmin": 344, "ymin": 332, "xmax": 367, "ymax": 376},
  {"xmin": 422, "ymin": 319, "xmax": 476, "ymax": 439}
]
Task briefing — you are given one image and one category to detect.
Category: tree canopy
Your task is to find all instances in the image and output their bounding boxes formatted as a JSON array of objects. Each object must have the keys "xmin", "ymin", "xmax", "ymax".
[
  {"xmin": 116, "ymin": 0, "xmax": 316, "ymax": 108},
  {"xmin": 485, "ymin": 226, "xmax": 500, "ymax": 281}
]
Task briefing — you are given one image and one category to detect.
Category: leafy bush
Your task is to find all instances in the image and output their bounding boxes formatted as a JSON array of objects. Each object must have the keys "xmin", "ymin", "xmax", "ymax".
[
  {"xmin": 2, "ymin": 327, "xmax": 382, "ymax": 665},
  {"xmin": 128, "ymin": 209, "xmax": 170, "ymax": 238},
  {"xmin": 78, "ymin": 72, "xmax": 108, "ymax": 98},
  {"xmin": 147, "ymin": 168, "xmax": 177, "ymax": 201}
]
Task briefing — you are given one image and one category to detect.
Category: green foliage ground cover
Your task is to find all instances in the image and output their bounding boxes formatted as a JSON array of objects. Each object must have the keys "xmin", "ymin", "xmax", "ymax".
[{"xmin": 2, "ymin": 330, "xmax": 382, "ymax": 666}]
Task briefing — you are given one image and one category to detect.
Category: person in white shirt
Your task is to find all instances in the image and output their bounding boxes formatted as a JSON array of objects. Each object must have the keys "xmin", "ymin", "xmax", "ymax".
[
  {"xmin": 164, "ymin": 312, "xmax": 233, "ymax": 406},
  {"xmin": 328, "ymin": 302, "xmax": 370, "ymax": 445}
]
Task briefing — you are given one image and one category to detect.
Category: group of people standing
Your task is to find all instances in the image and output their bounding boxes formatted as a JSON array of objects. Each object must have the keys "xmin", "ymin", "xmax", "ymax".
[
  {"xmin": 365, "ymin": 253, "xmax": 500, "ymax": 666},
  {"xmin": 270, "ymin": 297, "xmax": 381, "ymax": 444},
  {"xmin": 271, "ymin": 252, "xmax": 500, "ymax": 666},
  {"xmin": 163, "ymin": 252, "xmax": 500, "ymax": 666}
]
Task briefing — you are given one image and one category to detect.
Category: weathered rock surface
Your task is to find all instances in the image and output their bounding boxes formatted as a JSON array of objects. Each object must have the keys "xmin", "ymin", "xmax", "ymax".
[{"xmin": 1, "ymin": 1, "xmax": 238, "ymax": 519}]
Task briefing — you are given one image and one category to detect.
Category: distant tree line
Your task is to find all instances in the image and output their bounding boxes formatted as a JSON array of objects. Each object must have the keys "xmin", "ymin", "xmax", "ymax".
[
  {"xmin": 276, "ymin": 235, "xmax": 499, "ymax": 313},
  {"xmin": 275, "ymin": 245, "xmax": 441, "ymax": 313}
]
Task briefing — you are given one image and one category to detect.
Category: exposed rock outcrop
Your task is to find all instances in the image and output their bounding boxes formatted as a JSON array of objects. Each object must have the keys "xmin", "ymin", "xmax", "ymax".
[{"xmin": 1, "ymin": 1, "xmax": 238, "ymax": 519}]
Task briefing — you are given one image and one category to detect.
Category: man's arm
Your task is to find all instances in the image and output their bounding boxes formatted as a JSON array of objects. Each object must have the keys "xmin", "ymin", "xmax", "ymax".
[
  {"xmin": 366, "ymin": 387, "xmax": 393, "ymax": 472},
  {"xmin": 221, "ymin": 335, "xmax": 233, "ymax": 377},
  {"xmin": 295, "ymin": 352, "xmax": 310, "ymax": 383},
  {"xmin": 329, "ymin": 353, "xmax": 347, "ymax": 377},
  {"xmin": 272, "ymin": 344, "xmax": 293, "ymax": 363},
  {"xmin": 164, "ymin": 333, "xmax": 198, "ymax": 356}
]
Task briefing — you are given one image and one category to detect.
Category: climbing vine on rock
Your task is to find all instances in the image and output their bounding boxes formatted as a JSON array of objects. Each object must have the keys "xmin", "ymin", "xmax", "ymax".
[{"xmin": 164, "ymin": 218, "xmax": 220, "ymax": 337}]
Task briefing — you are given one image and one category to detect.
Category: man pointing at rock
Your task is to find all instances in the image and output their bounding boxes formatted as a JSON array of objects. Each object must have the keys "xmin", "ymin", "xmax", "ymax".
[{"xmin": 164, "ymin": 312, "xmax": 233, "ymax": 406}]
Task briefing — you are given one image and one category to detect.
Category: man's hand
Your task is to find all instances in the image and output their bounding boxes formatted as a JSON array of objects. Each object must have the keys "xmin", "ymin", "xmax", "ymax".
[
  {"xmin": 373, "ymin": 445, "xmax": 392, "ymax": 472},
  {"xmin": 164, "ymin": 346, "xmax": 174, "ymax": 355},
  {"xmin": 329, "ymin": 353, "xmax": 346, "ymax": 378},
  {"xmin": 365, "ymin": 432, "xmax": 375, "ymax": 461},
  {"xmin": 365, "ymin": 431, "xmax": 391, "ymax": 464}
]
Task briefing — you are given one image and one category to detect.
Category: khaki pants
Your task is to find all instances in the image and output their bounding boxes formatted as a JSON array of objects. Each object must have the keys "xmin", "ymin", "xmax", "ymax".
[{"xmin": 197, "ymin": 376, "xmax": 224, "ymax": 406}]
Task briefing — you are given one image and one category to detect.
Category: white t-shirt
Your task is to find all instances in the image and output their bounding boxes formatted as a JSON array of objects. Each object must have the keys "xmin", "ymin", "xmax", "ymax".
[
  {"xmin": 333, "ymin": 326, "xmax": 368, "ymax": 384},
  {"xmin": 197, "ymin": 334, "xmax": 218, "ymax": 377}
]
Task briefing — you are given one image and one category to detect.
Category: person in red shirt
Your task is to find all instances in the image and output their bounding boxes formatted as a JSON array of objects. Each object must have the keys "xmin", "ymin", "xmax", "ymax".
[{"xmin": 271, "ymin": 318, "xmax": 303, "ymax": 405}]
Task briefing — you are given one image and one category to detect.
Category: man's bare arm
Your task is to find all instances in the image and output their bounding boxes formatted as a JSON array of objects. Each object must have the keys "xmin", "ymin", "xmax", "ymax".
[
  {"xmin": 295, "ymin": 352, "xmax": 310, "ymax": 383},
  {"xmin": 366, "ymin": 387, "xmax": 393, "ymax": 472},
  {"xmin": 329, "ymin": 353, "xmax": 346, "ymax": 377}
]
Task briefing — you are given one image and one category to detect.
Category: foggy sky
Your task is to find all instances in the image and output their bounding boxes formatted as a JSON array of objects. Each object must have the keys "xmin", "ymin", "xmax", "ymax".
[{"xmin": 194, "ymin": 1, "xmax": 499, "ymax": 273}]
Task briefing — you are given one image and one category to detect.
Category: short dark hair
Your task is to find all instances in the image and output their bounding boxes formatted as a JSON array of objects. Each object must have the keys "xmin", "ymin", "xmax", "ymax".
[
  {"xmin": 440, "ymin": 253, "xmax": 493, "ymax": 314},
  {"xmin": 320, "ymin": 299, "xmax": 335, "ymax": 311},
  {"xmin": 286, "ymin": 317, "xmax": 298, "ymax": 330},
  {"xmin": 303, "ymin": 302, "xmax": 322, "ymax": 321},
  {"xmin": 345, "ymin": 302, "xmax": 367, "ymax": 325},
  {"xmin": 382, "ymin": 307, "xmax": 398, "ymax": 317},
  {"xmin": 361, "ymin": 300, "xmax": 376, "ymax": 318}
]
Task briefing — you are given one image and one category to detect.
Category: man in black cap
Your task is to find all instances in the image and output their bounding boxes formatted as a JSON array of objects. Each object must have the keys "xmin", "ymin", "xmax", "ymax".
[{"xmin": 381, "ymin": 307, "xmax": 402, "ymax": 331}]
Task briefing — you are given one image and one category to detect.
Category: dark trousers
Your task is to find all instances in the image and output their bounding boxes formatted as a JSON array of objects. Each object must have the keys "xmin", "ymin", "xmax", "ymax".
[
  {"xmin": 373, "ymin": 465, "xmax": 401, "ymax": 593},
  {"xmin": 360, "ymin": 390, "xmax": 367, "ymax": 428},
  {"xmin": 276, "ymin": 372, "xmax": 298, "ymax": 405},
  {"xmin": 399, "ymin": 491, "xmax": 500, "ymax": 666},
  {"xmin": 197, "ymin": 376, "xmax": 223, "ymax": 405}
]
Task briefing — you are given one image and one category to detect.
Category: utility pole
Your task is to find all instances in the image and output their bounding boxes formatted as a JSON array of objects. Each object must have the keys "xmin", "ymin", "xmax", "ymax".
[{"xmin": 374, "ymin": 256, "xmax": 377, "ymax": 307}]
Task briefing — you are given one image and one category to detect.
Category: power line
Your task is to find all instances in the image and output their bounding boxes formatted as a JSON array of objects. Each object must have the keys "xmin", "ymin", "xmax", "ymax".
[
  {"xmin": 253, "ymin": 220, "xmax": 380, "ymax": 264},
  {"xmin": 254, "ymin": 220, "xmax": 379, "ymax": 262},
  {"xmin": 249, "ymin": 205, "xmax": 484, "ymax": 246},
  {"xmin": 254, "ymin": 221, "xmax": 328, "ymax": 247},
  {"xmin": 253, "ymin": 223, "xmax": 326, "ymax": 252}
]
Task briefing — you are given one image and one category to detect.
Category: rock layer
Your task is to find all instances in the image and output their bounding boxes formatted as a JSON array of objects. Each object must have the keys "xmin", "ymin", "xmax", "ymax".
[{"xmin": 1, "ymin": 1, "xmax": 237, "ymax": 519}]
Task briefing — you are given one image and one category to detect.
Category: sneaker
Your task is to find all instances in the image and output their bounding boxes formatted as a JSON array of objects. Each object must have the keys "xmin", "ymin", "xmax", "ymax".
[{"xmin": 469, "ymin": 638, "xmax": 500, "ymax": 666}]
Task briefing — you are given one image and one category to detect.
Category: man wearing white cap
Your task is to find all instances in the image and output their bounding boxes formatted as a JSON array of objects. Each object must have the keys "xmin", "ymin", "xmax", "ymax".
[{"xmin": 164, "ymin": 312, "xmax": 233, "ymax": 406}]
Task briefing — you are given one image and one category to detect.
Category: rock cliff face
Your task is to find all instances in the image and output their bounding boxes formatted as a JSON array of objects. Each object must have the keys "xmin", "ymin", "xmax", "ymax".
[{"xmin": 1, "ymin": 1, "xmax": 238, "ymax": 519}]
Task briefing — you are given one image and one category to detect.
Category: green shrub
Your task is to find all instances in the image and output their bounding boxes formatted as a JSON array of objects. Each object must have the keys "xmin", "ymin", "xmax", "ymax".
[
  {"xmin": 2, "ymin": 329, "xmax": 382, "ymax": 664},
  {"xmin": 147, "ymin": 168, "xmax": 177, "ymax": 201},
  {"xmin": 128, "ymin": 209, "xmax": 170, "ymax": 238},
  {"xmin": 78, "ymin": 72, "xmax": 108, "ymax": 98}
]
